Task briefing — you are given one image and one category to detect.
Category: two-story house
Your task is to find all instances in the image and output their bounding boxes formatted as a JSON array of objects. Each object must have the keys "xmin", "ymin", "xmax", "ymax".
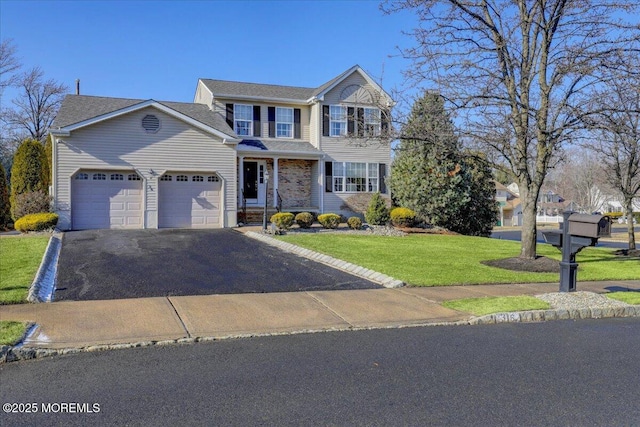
[{"xmin": 49, "ymin": 65, "xmax": 393, "ymax": 230}]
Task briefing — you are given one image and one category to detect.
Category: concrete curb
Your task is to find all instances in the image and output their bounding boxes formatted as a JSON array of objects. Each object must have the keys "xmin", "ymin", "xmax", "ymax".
[
  {"xmin": 245, "ymin": 231, "xmax": 406, "ymax": 288},
  {"xmin": 27, "ymin": 231, "xmax": 63, "ymax": 303},
  {"xmin": 2, "ymin": 305, "xmax": 639, "ymax": 363}
]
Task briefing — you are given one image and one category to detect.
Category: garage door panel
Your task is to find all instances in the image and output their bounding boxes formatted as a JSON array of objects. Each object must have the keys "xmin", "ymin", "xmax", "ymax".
[
  {"xmin": 72, "ymin": 171, "xmax": 143, "ymax": 230},
  {"xmin": 158, "ymin": 174, "xmax": 221, "ymax": 229}
]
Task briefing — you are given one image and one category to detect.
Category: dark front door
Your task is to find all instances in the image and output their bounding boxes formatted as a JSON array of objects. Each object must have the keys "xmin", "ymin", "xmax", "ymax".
[{"xmin": 244, "ymin": 162, "xmax": 258, "ymax": 199}]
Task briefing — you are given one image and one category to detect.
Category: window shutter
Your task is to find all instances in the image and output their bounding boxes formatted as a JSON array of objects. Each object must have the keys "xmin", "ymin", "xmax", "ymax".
[
  {"xmin": 381, "ymin": 109, "xmax": 390, "ymax": 135},
  {"xmin": 322, "ymin": 105, "xmax": 330, "ymax": 137},
  {"xmin": 268, "ymin": 107, "xmax": 276, "ymax": 138},
  {"xmin": 347, "ymin": 107, "xmax": 355, "ymax": 135},
  {"xmin": 294, "ymin": 108, "xmax": 301, "ymax": 139},
  {"xmin": 325, "ymin": 161, "xmax": 333, "ymax": 192},
  {"xmin": 226, "ymin": 103, "xmax": 234, "ymax": 129},
  {"xmin": 379, "ymin": 163, "xmax": 387, "ymax": 194},
  {"xmin": 253, "ymin": 105, "xmax": 261, "ymax": 137},
  {"xmin": 357, "ymin": 108, "xmax": 364, "ymax": 137}
]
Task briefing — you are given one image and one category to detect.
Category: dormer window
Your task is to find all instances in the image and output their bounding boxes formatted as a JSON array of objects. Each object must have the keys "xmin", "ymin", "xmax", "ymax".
[{"xmin": 234, "ymin": 104, "xmax": 253, "ymax": 136}]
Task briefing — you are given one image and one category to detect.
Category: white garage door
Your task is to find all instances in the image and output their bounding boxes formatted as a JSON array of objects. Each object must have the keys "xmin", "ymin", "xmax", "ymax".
[
  {"xmin": 72, "ymin": 171, "xmax": 143, "ymax": 230},
  {"xmin": 158, "ymin": 173, "xmax": 221, "ymax": 228}
]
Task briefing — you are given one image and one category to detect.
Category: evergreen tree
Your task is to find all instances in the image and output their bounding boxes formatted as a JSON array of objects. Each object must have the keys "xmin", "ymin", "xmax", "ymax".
[
  {"xmin": 44, "ymin": 134, "xmax": 52, "ymax": 189},
  {"xmin": 389, "ymin": 91, "xmax": 470, "ymax": 228},
  {"xmin": 9, "ymin": 138, "xmax": 48, "ymax": 220},
  {"xmin": 0, "ymin": 163, "xmax": 11, "ymax": 229},
  {"xmin": 447, "ymin": 154, "xmax": 499, "ymax": 236}
]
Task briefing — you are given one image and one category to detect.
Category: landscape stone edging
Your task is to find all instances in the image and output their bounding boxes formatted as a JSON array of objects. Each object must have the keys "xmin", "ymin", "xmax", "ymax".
[
  {"xmin": 245, "ymin": 231, "xmax": 405, "ymax": 288},
  {"xmin": 27, "ymin": 230, "xmax": 63, "ymax": 303},
  {"xmin": 2, "ymin": 305, "xmax": 640, "ymax": 363}
]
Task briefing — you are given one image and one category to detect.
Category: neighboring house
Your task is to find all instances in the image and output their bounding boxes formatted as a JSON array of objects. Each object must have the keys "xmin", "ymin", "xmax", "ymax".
[
  {"xmin": 49, "ymin": 65, "xmax": 393, "ymax": 230},
  {"xmin": 494, "ymin": 181, "xmax": 521, "ymax": 226},
  {"xmin": 503, "ymin": 184, "xmax": 573, "ymax": 224}
]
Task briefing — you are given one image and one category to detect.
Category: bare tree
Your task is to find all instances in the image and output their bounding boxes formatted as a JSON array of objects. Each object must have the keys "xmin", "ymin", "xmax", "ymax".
[
  {"xmin": 545, "ymin": 149, "xmax": 609, "ymax": 214},
  {"xmin": 1, "ymin": 67, "xmax": 68, "ymax": 142},
  {"xmin": 582, "ymin": 64, "xmax": 640, "ymax": 250},
  {"xmin": 0, "ymin": 39, "xmax": 21, "ymax": 93},
  {"xmin": 382, "ymin": 0, "xmax": 640, "ymax": 259}
]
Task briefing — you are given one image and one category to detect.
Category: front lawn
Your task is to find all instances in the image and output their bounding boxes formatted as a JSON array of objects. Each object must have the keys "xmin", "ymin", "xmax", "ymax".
[
  {"xmin": 0, "ymin": 321, "xmax": 28, "ymax": 346},
  {"xmin": 442, "ymin": 296, "xmax": 550, "ymax": 316},
  {"xmin": 0, "ymin": 235, "xmax": 50, "ymax": 304},
  {"xmin": 276, "ymin": 233, "xmax": 639, "ymax": 286}
]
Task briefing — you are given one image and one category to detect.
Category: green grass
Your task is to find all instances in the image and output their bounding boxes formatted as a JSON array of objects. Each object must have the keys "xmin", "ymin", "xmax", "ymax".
[
  {"xmin": 276, "ymin": 233, "xmax": 640, "ymax": 286},
  {"xmin": 606, "ymin": 291, "xmax": 640, "ymax": 305},
  {"xmin": 0, "ymin": 321, "xmax": 28, "ymax": 346},
  {"xmin": 0, "ymin": 235, "xmax": 50, "ymax": 304},
  {"xmin": 442, "ymin": 296, "xmax": 550, "ymax": 316}
]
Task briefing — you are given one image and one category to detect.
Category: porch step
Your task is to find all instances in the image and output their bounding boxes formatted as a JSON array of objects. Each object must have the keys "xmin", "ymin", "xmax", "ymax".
[{"xmin": 240, "ymin": 209, "xmax": 279, "ymax": 224}]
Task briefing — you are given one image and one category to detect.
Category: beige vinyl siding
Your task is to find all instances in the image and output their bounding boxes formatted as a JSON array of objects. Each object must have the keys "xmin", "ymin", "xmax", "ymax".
[
  {"xmin": 309, "ymin": 103, "xmax": 320, "ymax": 148},
  {"xmin": 193, "ymin": 81, "xmax": 213, "ymax": 106},
  {"xmin": 318, "ymin": 71, "xmax": 392, "ymax": 216},
  {"xmin": 214, "ymin": 98, "xmax": 312, "ymax": 142},
  {"xmin": 55, "ymin": 107, "xmax": 237, "ymax": 229}
]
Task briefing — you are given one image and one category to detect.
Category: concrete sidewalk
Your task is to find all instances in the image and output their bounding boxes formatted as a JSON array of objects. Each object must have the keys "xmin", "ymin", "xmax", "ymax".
[{"xmin": 1, "ymin": 280, "xmax": 638, "ymax": 355}]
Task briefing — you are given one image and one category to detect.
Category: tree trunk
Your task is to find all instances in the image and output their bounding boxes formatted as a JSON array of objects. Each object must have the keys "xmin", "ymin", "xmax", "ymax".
[
  {"xmin": 625, "ymin": 197, "xmax": 636, "ymax": 251},
  {"xmin": 519, "ymin": 185, "xmax": 538, "ymax": 259}
]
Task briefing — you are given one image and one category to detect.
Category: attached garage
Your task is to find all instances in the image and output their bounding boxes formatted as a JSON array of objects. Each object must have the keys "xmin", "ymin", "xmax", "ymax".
[
  {"xmin": 158, "ymin": 173, "xmax": 222, "ymax": 228},
  {"xmin": 71, "ymin": 171, "xmax": 143, "ymax": 230}
]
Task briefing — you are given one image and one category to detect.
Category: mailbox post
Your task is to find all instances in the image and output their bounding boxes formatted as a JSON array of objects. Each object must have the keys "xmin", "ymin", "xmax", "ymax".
[
  {"xmin": 559, "ymin": 211, "xmax": 578, "ymax": 292},
  {"xmin": 542, "ymin": 211, "xmax": 610, "ymax": 292}
]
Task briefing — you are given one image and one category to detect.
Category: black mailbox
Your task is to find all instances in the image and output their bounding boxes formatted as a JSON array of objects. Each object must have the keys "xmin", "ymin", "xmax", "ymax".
[
  {"xmin": 567, "ymin": 214, "xmax": 611, "ymax": 238},
  {"xmin": 544, "ymin": 212, "xmax": 610, "ymax": 293}
]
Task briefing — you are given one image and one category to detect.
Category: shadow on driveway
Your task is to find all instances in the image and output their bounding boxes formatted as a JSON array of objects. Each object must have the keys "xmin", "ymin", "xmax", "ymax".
[{"xmin": 55, "ymin": 229, "xmax": 380, "ymax": 301}]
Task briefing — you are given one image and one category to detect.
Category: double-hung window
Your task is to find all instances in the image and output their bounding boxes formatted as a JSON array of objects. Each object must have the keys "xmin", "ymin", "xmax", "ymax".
[
  {"xmin": 330, "ymin": 105, "xmax": 347, "ymax": 137},
  {"xmin": 276, "ymin": 107, "xmax": 293, "ymax": 138},
  {"xmin": 363, "ymin": 108, "xmax": 381, "ymax": 137},
  {"xmin": 234, "ymin": 104, "xmax": 253, "ymax": 136},
  {"xmin": 332, "ymin": 162, "xmax": 379, "ymax": 193}
]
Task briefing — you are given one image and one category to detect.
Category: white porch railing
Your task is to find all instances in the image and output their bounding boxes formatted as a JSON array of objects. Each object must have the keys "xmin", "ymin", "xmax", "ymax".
[{"xmin": 536, "ymin": 214, "xmax": 564, "ymax": 223}]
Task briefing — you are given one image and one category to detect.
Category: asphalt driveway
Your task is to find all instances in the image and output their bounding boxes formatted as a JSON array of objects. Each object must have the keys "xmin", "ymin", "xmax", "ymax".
[{"xmin": 55, "ymin": 229, "xmax": 380, "ymax": 301}]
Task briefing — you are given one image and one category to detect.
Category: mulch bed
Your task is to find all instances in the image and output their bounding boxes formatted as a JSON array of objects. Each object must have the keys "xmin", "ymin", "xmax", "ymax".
[{"xmin": 482, "ymin": 256, "xmax": 560, "ymax": 273}]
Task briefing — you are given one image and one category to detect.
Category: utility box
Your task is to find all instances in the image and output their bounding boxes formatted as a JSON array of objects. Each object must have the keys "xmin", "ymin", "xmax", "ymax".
[{"xmin": 567, "ymin": 214, "xmax": 611, "ymax": 239}]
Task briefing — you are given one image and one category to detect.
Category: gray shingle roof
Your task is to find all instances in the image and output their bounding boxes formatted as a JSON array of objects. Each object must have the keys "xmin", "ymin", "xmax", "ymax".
[
  {"xmin": 199, "ymin": 79, "xmax": 316, "ymax": 101},
  {"xmin": 52, "ymin": 95, "xmax": 235, "ymax": 137},
  {"xmin": 237, "ymin": 139, "xmax": 322, "ymax": 156}
]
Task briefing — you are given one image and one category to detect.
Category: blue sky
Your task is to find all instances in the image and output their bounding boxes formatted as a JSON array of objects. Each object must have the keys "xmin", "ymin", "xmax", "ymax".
[{"xmin": 1, "ymin": 0, "xmax": 417, "ymax": 104}]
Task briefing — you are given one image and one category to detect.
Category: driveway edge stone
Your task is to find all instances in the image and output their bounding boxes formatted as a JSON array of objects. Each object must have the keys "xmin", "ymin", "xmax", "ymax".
[
  {"xmin": 245, "ymin": 231, "xmax": 405, "ymax": 288},
  {"xmin": 27, "ymin": 231, "xmax": 63, "ymax": 303}
]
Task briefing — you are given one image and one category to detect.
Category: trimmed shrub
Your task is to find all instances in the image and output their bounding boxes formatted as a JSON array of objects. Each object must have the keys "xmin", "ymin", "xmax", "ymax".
[
  {"xmin": 390, "ymin": 207, "xmax": 416, "ymax": 227},
  {"xmin": 347, "ymin": 216, "xmax": 362, "ymax": 230},
  {"xmin": 365, "ymin": 192, "xmax": 389, "ymax": 225},
  {"xmin": 14, "ymin": 212, "xmax": 58, "ymax": 232},
  {"xmin": 270, "ymin": 212, "xmax": 294, "ymax": 230},
  {"xmin": 295, "ymin": 212, "xmax": 314, "ymax": 229},
  {"xmin": 317, "ymin": 213, "xmax": 341, "ymax": 229},
  {"xmin": 0, "ymin": 163, "xmax": 11, "ymax": 229},
  {"xmin": 10, "ymin": 139, "xmax": 48, "ymax": 221},
  {"xmin": 11, "ymin": 190, "xmax": 52, "ymax": 220}
]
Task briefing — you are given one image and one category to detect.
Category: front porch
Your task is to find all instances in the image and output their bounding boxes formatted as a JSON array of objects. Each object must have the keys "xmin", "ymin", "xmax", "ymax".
[{"xmin": 238, "ymin": 157, "xmax": 321, "ymax": 224}]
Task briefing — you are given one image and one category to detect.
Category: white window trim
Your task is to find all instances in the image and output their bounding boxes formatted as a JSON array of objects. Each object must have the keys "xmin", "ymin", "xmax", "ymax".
[
  {"xmin": 329, "ymin": 105, "xmax": 347, "ymax": 137},
  {"xmin": 234, "ymin": 103, "xmax": 253, "ymax": 136},
  {"xmin": 331, "ymin": 162, "xmax": 379, "ymax": 193},
  {"xmin": 275, "ymin": 107, "xmax": 293, "ymax": 139},
  {"xmin": 363, "ymin": 107, "xmax": 381, "ymax": 137}
]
